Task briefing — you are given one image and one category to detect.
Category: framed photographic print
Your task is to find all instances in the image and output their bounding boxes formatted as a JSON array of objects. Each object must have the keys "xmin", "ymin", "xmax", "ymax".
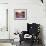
[{"xmin": 14, "ymin": 9, "xmax": 27, "ymax": 20}]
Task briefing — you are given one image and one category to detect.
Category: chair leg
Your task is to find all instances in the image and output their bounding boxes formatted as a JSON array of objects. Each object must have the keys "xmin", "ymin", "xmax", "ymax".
[
  {"xmin": 30, "ymin": 41, "xmax": 34, "ymax": 46},
  {"xmin": 30, "ymin": 38, "xmax": 34, "ymax": 46},
  {"xmin": 20, "ymin": 41, "xmax": 21, "ymax": 45}
]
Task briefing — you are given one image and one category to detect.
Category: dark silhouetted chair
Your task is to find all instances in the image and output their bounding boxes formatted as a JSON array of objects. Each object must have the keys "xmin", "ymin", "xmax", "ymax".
[{"xmin": 19, "ymin": 23, "xmax": 40, "ymax": 46}]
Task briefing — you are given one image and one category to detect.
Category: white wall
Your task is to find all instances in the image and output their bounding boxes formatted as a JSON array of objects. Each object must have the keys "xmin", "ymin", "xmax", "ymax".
[
  {"xmin": 0, "ymin": 0, "xmax": 8, "ymax": 3},
  {"xmin": 0, "ymin": 4, "xmax": 9, "ymax": 39}
]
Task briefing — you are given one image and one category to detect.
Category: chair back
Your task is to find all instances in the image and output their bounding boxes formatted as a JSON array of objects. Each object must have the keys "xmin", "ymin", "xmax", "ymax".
[{"xmin": 27, "ymin": 23, "xmax": 40, "ymax": 35}]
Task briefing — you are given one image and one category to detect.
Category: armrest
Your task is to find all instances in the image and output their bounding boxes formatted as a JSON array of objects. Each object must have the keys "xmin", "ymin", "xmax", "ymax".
[
  {"xmin": 22, "ymin": 31, "xmax": 28, "ymax": 35},
  {"xmin": 19, "ymin": 34, "xmax": 24, "ymax": 41},
  {"xmin": 19, "ymin": 31, "xmax": 27, "ymax": 41}
]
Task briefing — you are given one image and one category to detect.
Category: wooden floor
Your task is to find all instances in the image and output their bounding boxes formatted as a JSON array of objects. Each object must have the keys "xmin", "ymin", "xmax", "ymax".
[
  {"xmin": 19, "ymin": 41, "xmax": 43, "ymax": 46},
  {"xmin": 0, "ymin": 39, "xmax": 14, "ymax": 43}
]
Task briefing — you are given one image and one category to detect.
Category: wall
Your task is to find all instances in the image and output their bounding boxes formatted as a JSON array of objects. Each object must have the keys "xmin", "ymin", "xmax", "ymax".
[
  {"xmin": 0, "ymin": 0, "xmax": 12, "ymax": 46},
  {"xmin": 0, "ymin": 0, "xmax": 8, "ymax": 3},
  {"xmin": 0, "ymin": 3, "xmax": 9, "ymax": 39}
]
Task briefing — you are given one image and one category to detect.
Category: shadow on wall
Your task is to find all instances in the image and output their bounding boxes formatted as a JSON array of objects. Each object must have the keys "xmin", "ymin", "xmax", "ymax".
[{"xmin": 40, "ymin": 25, "xmax": 45, "ymax": 46}]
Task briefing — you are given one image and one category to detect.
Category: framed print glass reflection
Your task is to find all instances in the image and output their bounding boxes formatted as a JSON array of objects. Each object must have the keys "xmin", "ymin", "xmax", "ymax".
[{"xmin": 14, "ymin": 9, "xmax": 27, "ymax": 20}]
